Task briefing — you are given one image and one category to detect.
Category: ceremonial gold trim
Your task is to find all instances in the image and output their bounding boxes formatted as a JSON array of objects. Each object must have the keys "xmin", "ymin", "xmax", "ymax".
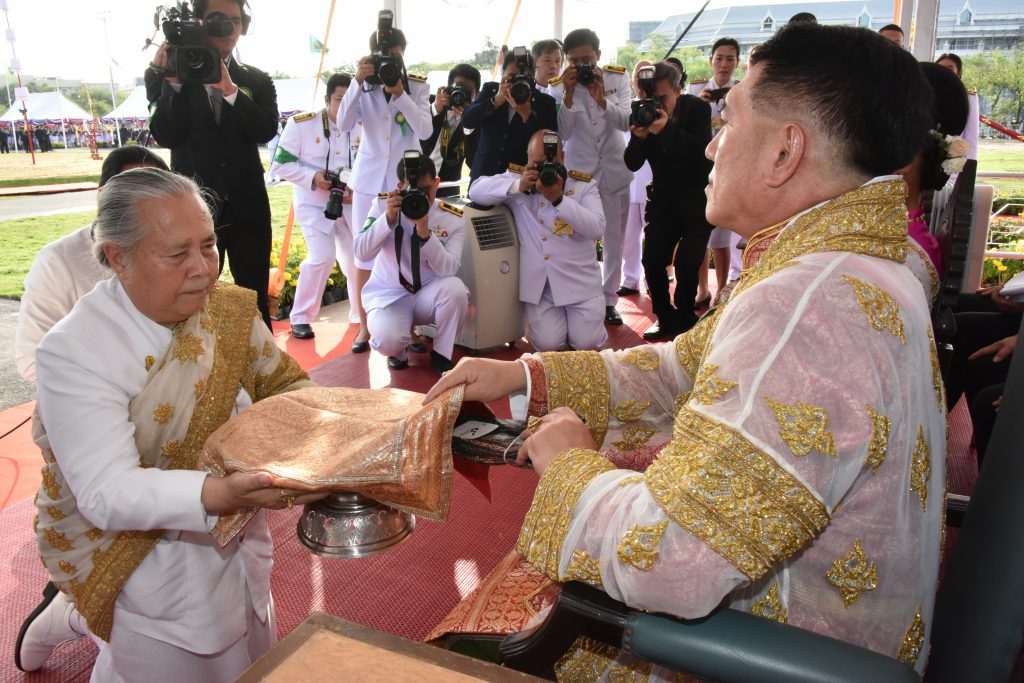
[
  {"xmin": 910, "ymin": 425, "xmax": 930, "ymax": 512},
  {"xmin": 766, "ymin": 398, "xmax": 837, "ymax": 458},
  {"xmin": 564, "ymin": 550, "xmax": 603, "ymax": 586},
  {"xmin": 691, "ymin": 361, "xmax": 737, "ymax": 405},
  {"xmin": 152, "ymin": 403, "xmax": 174, "ymax": 425},
  {"xmin": 646, "ymin": 408, "xmax": 829, "ymax": 580},
  {"xmin": 825, "ymin": 539, "xmax": 879, "ymax": 607},
  {"xmin": 621, "ymin": 347, "xmax": 660, "ymax": 372},
  {"xmin": 613, "ymin": 400, "xmax": 652, "ymax": 423},
  {"xmin": 170, "ymin": 330, "xmax": 204, "ymax": 364},
  {"xmin": 842, "ymin": 275, "xmax": 907, "ymax": 344},
  {"xmin": 555, "ymin": 636, "xmax": 651, "ymax": 683},
  {"xmin": 674, "ymin": 313, "xmax": 716, "ymax": 381},
  {"xmin": 927, "ymin": 327, "xmax": 944, "ymax": 413},
  {"xmin": 540, "ymin": 351, "xmax": 610, "ymax": 446},
  {"xmin": 617, "ymin": 520, "xmax": 669, "ymax": 571},
  {"xmin": 907, "ymin": 239, "xmax": 939, "ymax": 301},
  {"xmin": 864, "ymin": 405, "xmax": 890, "ymax": 474},
  {"xmin": 751, "ymin": 582, "xmax": 788, "ymax": 623},
  {"xmin": 897, "ymin": 606, "xmax": 925, "ymax": 667},
  {"xmin": 611, "ymin": 426, "xmax": 657, "ymax": 451}
]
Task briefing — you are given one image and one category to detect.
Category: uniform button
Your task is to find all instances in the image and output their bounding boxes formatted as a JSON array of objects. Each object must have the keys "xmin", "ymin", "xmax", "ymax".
[
  {"xmin": 544, "ymin": 254, "xmax": 550, "ymax": 260},
  {"xmin": 539, "ymin": 219, "xmax": 545, "ymax": 225},
  {"xmin": 384, "ymin": 135, "xmax": 390, "ymax": 141},
  {"xmin": 541, "ymin": 236, "xmax": 547, "ymax": 241},
  {"xmin": 592, "ymin": 121, "xmax": 597, "ymax": 126},
  {"xmin": 539, "ymin": 202, "xmax": 545, "ymax": 207},
  {"xmin": 596, "ymin": 137, "xmax": 601, "ymax": 143},
  {"xmin": 384, "ymin": 115, "xmax": 389, "ymax": 121}
]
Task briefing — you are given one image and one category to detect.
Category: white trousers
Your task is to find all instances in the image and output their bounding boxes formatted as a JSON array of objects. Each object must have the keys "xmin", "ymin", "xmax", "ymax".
[
  {"xmin": 291, "ymin": 204, "xmax": 359, "ymax": 325},
  {"xmin": 91, "ymin": 593, "xmax": 275, "ymax": 683},
  {"xmin": 599, "ymin": 185, "xmax": 631, "ymax": 306},
  {"xmin": 707, "ymin": 228, "xmax": 743, "ymax": 281},
  {"xmin": 622, "ymin": 201, "xmax": 646, "ymax": 290},
  {"xmin": 367, "ymin": 276, "xmax": 469, "ymax": 361},
  {"xmin": 352, "ymin": 190, "xmax": 379, "ymax": 270},
  {"xmin": 526, "ymin": 282, "xmax": 607, "ymax": 352}
]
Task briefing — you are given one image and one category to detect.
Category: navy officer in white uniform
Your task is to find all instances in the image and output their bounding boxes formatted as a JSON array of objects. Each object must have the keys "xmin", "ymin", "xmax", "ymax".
[
  {"xmin": 546, "ymin": 28, "xmax": 632, "ymax": 326},
  {"xmin": 339, "ymin": 19, "xmax": 432, "ymax": 352},
  {"xmin": 354, "ymin": 152, "xmax": 468, "ymax": 374},
  {"xmin": 470, "ymin": 130, "xmax": 606, "ymax": 352}
]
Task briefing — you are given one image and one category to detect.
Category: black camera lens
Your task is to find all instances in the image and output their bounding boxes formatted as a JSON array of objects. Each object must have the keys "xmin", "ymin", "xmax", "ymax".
[
  {"xmin": 324, "ymin": 189, "xmax": 344, "ymax": 221},
  {"xmin": 510, "ymin": 80, "xmax": 532, "ymax": 105},
  {"xmin": 631, "ymin": 100, "xmax": 658, "ymax": 127},
  {"xmin": 378, "ymin": 60, "xmax": 402, "ymax": 88},
  {"xmin": 449, "ymin": 86, "xmax": 469, "ymax": 108},
  {"xmin": 401, "ymin": 191, "xmax": 430, "ymax": 220},
  {"xmin": 576, "ymin": 63, "xmax": 595, "ymax": 86},
  {"xmin": 177, "ymin": 47, "xmax": 221, "ymax": 83},
  {"xmin": 539, "ymin": 164, "xmax": 561, "ymax": 187}
]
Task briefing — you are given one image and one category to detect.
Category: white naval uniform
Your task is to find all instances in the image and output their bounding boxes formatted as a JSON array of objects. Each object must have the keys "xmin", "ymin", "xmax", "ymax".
[
  {"xmin": 622, "ymin": 132, "xmax": 652, "ymax": 291},
  {"xmin": 15, "ymin": 224, "xmax": 110, "ymax": 381},
  {"xmin": 339, "ymin": 75, "xmax": 433, "ymax": 268},
  {"xmin": 691, "ymin": 77, "xmax": 742, "ymax": 281},
  {"xmin": 354, "ymin": 198, "xmax": 469, "ymax": 361},
  {"xmin": 35, "ymin": 278, "xmax": 275, "ymax": 682},
  {"xmin": 965, "ymin": 89, "xmax": 980, "ymax": 161},
  {"xmin": 270, "ymin": 108, "xmax": 359, "ymax": 325},
  {"xmin": 469, "ymin": 168, "xmax": 607, "ymax": 352},
  {"xmin": 548, "ymin": 66, "xmax": 633, "ymax": 307}
]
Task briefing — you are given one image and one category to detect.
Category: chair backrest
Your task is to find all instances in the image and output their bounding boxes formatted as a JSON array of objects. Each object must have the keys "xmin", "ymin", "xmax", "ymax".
[{"xmin": 926, "ymin": 319, "xmax": 1024, "ymax": 681}]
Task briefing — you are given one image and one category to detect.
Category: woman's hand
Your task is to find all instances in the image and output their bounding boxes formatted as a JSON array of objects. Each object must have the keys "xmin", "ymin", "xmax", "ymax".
[
  {"xmin": 201, "ymin": 472, "xmax": 327, "ymax": 515},
  {"xmin": 422, "ymin": 357, "xmax": 527, "ymax": 405},
  {"xmin": 517, "ymin": 407, "xmax": 597, "ymax": 476},
  {"xmin": 968, "ymin": 335, "xmax": 1018, "ymax": 363}
]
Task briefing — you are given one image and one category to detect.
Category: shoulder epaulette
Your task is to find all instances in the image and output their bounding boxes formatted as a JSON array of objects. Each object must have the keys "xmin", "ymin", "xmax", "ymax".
[
  {"xmin": 691, "ymin": 78, "xmax": 708, "ymax": 85},
  {"xmin": 968, "ymin": 87, "xmax": 978, "ymax": 95},
  {"xmin": 508, "ymin": 163, "xmax": 526, "ymax": 174},
  {"xmin": 437, "ymin": 200, "xmax": 464, "ymax": 217},
  {"xmin": 568, "ymin": 170, "xmax": 592, "ymax": 182},
  {"xmin": 293, "ymin": 111, "xmax": 318, "ymax": 122},
  {"xmin": 377, "ymin": 192, "xmax": 390, "ymax": 199},
  {"xmin": 407, "ymin": 73, "xmax": 427, "ymax": 82},
  {"xmin": 602, "ymin": 64, "xmax": 626, "ymax": 74},
  {"xmin": 547, "ymin": 76, "xmax": 562, "ymax": 86}
]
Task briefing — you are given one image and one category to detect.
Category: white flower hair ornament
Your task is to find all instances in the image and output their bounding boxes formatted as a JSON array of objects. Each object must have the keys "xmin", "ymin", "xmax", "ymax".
[{"xmin": 932, "ymin": 131, "xmax": 969, "ymax": 174}]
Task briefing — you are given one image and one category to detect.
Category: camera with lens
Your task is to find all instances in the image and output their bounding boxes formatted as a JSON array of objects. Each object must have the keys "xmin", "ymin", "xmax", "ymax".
[
  {"xmin": 535, "ymin": 131, "xmax": 566, "ymax": 188},
  {"xmin": 399, "ymin": 151, "xmax": 430, "ymax": 220},
  {"xmin": 630, "ymin": 65, "xmax": 659, "ymax": 127},
  {"xmin": 706, "ymin": 86, "xmax": 731, "ymax": 103},
  {"xmin": 508, "ymin": 46, "xmax": 535, "ymax": 106},
  {"xmin": 322, "ymin": 168, "xmax": 351, "ymax": 220},
  {"xmin": 445, "ymin": 83, "xmax": 472, "ymax": 109},
  {"xmin": 367, "ymin": 10, "xmax": 403, "ymax": 88},
  {"xmin": 152, "ymin": 2, "xmax": 230, "ymax": 84},
  {"xmin": 576, "ymin": 59, "xmax": 596, "ymax": 87}
]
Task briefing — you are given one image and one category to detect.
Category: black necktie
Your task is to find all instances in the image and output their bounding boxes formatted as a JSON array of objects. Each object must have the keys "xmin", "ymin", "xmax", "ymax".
[{"xmin": 394, "ymin": 222, "xmax": 422, "ymax": 293}]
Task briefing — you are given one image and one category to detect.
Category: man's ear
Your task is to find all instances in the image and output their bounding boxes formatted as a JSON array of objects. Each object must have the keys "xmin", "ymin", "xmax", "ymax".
[
  {"xmin": 765, "ymin": 122, "xmax": 806, "ymax": 189},
  {"xmin": 103, "ymin": 243, "xmax": 130, "ymax": 276}
]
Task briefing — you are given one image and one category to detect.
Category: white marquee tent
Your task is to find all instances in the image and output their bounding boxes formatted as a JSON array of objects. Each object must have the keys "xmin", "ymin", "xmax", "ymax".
[
  {"xmin": 0, "ymin": 91, "xmax": 92, "ymax": 124},
  {"xmin": 102, "ymin": 86, "xmax": 150, "ymax": 123}
]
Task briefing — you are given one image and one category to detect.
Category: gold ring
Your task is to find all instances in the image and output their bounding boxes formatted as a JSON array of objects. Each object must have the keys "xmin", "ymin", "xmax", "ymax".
[
  {"xmin": 278, "ymin": 490, "xmax": 295, "ymax": 509},
  {"xmin": 526, "ymin": 415, "xmax": 543, "ymax": 436}
]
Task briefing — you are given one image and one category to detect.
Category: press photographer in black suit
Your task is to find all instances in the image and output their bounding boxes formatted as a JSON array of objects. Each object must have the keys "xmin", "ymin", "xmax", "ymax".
[
  {"xmin": 145, "ymin": 0, "xmax": 278, "ymax": 328},
  {"xmin": 624, "ymin": 62, "xmax": 713, "ymax": 340}
]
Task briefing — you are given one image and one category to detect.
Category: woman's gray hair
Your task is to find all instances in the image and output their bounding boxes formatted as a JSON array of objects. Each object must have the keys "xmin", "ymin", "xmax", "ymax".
[{"xmin": 92, "ymin": 167, "xmax": 212, "ymax": 268}]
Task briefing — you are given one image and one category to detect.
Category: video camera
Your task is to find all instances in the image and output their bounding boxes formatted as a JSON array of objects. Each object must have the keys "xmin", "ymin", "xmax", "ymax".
[
  {"xmin": 508, "ymin": 46, "xmax": 534, "ymax": 106},
  {"xmin": 367, "ymin": 10, "xmax": 403, "ymax": 88},
  {"xmin": 151, "ymin": 2, "xmax": 231, "ymax": 84},
  {"xmin": 322, "ymin": 168, "xmax": 351, "ymax": 221},
  {"xmin": 535, "ymin": 131, "xmax": 566, "ymax": 188},
  {"xmin": 399, "ymin": 151, "xmax": 431, "ymax": 220},
  {"xmin": 630, "ymin": 65, "xmax": 659, "ymax": 127},
  {"xmin": 444, "ymin": 83, "xmax": 472, "ymax": 109}
]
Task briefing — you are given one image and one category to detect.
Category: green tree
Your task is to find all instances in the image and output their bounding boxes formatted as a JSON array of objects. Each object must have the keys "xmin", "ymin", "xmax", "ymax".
[
  {"xmin": 963, "ymin": 49, "xmax": 1024, "ymax": 125},
  {"xmin": 613, "ymin": 35, "xmax": 731, "ymax": 90}
]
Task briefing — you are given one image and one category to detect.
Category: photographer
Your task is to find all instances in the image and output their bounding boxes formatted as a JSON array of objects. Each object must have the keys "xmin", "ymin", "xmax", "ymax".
[
  {"xmin": 548, "ymin": 28, "xmax": 633, "ymax": 326},
  {"xmin": 532, "ymin": 39, "xmax": 563, "ymax": 94},
  {"xmin": 270, "ymin": 73, "xmax": 364, "ymax": 341},
  {"xmin": 339, "ymin": 12, "xmax": 432, "ymax": 352},
  {"xmin": 421, "ymin": 64, "xmax": 481, "ymax": 198},
  {"xmin": 145, "ymin": 0, "xmax": 279, "ymax": 328},
  {"xmin": 470, "ymin": 130, "xmax": 606, "ymax": 352},
  {"xmin": 625, "ymin": 62, "xmax": 713, "ymax": 339},
  {"xmin": 353, "ymin": 153, "xmax": 468, "ymax": 374},
  {"xmin": 463, "ymin": 48, "xmax": 557, "ymax": 182}
]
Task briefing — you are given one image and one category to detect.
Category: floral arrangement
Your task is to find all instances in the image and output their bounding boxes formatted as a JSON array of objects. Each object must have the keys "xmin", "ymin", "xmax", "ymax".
[
  {"xmin": 269, "ymin": 238, "xmax": 346, "ymax": 316},
  {"xmin": 931, "ymin": 131, "xmax": 970, "ymax": 175}
]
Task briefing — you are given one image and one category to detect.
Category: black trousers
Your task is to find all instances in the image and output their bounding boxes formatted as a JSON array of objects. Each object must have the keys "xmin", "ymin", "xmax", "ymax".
[
  {"xmin": 643, "ymin": 208, "xmax": 712, "ymax": 332},
  {"xmin": 216, "ymin": 201, "xmax": 273, "ymax": 329}
]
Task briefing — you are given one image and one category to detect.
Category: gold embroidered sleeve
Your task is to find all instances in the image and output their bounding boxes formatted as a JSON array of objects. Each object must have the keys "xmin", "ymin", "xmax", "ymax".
[
  {"xmin": 517, "ymin": 448, "xmax": 615, "ymax": 580},
  {"xmin": 644, "ymin": 408, "xmax": 830, "ymax": 580},
  {"xmin": 253, "ymin": 352, "xmax": 311, "ymax": 401},
  {"xmin": 674, "ymin": 312, "xmax": 717, "ymax": 380},
  {"xmin": 538, "ymin": 351, "xmax": 610, "ymax": 446}
]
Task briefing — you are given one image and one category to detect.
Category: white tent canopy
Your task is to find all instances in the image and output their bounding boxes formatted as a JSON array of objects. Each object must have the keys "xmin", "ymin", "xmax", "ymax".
[
  {"xmin": 0, "ymin": 91, "xmax": 92, "ymax": 124},
  {"xmin": 274, "ymin": 78, "xmax": 321, "ymax": 117},
  {"xmin": 102, "ymin": 86, "xmax": 150, "ymax": 123}
]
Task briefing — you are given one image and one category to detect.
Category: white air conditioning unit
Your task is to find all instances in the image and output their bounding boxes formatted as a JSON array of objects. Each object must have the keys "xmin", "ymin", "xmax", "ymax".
[{"xmin": 453, "ymin": 201, "xmax": 524, "ymax": 351}]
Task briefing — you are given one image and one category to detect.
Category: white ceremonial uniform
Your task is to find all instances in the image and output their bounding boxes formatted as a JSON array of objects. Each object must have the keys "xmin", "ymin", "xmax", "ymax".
[
  {"xmin": 470, "ymin": 167, "xmax": 607, "ymax": 351},
  {"xmin": 339, "ymin": 75, "xmax": 433, "ymax": 268},
  {"xmin": 271, "ymin": 108, "xmax": 359, "ymax": 326},
  {"xmin": 965, "ymin": 89, "xmax": 980, "ymax": 161},
  {"xmin": 35, "ymin": 278, "xmax": 275, "ymax": 682},
  {"xmin": 354, "ymin": 197, "xmax": 469, "ymax": 361},
  {"xmin": 691, "ymin": 77, "xmax": 743, "ymax": 281},
  {"xmin": 622, "ymin": 130, "xmax": 652, "ymax": 291},
  {"xmin": 15, "ymin": 224, "xmax": 110, "ymax": 381},
  {"xmin": 548, "ymin": 65, "xmax": 633, "ymax": 307}
]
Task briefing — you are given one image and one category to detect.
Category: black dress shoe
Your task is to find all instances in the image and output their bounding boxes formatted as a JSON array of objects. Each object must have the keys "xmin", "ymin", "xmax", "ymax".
[
  {"xmin": 387, "ymin": 356, "xmax": 409, "ymax": 370},
  {"xmin": 643, "ymin": 322, "xmax": 678, "ymax": 341},
  {"xmin": 290, "ymin": 323, "xmax": 315, "ymax": 339},
  {"xmin": 616, "ymin": 286, "xmax": 640, "ymax": 297},
  {"xmin": 351, "ymin": 339, "xmax": 370, "ymax": 353},
  {"xmin": 408, "ymin": 342, "xmax": 428, "ymax": 354},
  {"xmin": 430, "ymin": 350, "xmax": 455, "ymax": 374},
  {"xmin": 693, "ymin": 295, "xmax": 712, "ymax": 310},
  {"xmin": 604, "ymin": 306, "xmax": 624, "ymax": 325}
]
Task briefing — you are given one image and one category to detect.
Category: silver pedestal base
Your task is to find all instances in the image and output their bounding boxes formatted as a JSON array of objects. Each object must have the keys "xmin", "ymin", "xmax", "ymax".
[{"xmin": 296, "ymin": 492, "xmax": 415, "ymax": 559}]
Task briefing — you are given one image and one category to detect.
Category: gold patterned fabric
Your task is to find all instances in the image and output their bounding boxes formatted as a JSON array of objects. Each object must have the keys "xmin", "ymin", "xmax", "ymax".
[
  {"xmin": 765, "ymin": 399, "xmax": 837, "ymax": 458},
  {"xmin": 556, "ymin": 637, "xmax": 651, "ymax": 683},
  {"xmin": 540, "ymin": 351, "xmax": 611, "ymax": 446},
  {"xmin": 825, "ymin": 539, "xmax": 879, "ymax": 607},
  {"xmin": 617, "ymin": 521, "xmax": 669, "ymax": 572},
  {"xmin": 751, "ymin": 583, "xmax": 788, "ymax": 623}
]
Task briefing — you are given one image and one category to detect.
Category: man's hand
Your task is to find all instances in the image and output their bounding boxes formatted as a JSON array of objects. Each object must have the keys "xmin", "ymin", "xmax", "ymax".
[
  {"xmin": 561, "ymin": 65, "xmax": 577, "ymax": 107},
  {"xmin": 586, "ymin": 68, "xmax": 606, "ymax": 110},
  {"xmin": 698, "ymin": 89, "xmax": 713, "ymax": 103},
  {"xmin": 434, "ymin": 87, "xmax": 450, "ymax": 112},
  {"xmin": 422, "ymin": 357, "xmax": 527, "ymax": 405},
  {"xmin": 313, "ymin": 169, "xmax": 333, "ymax": 191},
  {"xmin": 385, "ymin": 188, "xmax": 402, "ymax": 225},
  {"xmin": 648, "ymin": 108, "xmax": 669, "ymax": 135},
  {"xmin": 517, "ymin": 407, "xmax": 598, "ymax": 476},
  {"xmin": 384, "ymin": 78, "xmax": 405, "ymax": 97},
  {"xmin": 414, "ymin": 214, "xmax": 430, "ymax": 241},
  {"xmin": 969, "ymin": 335, "xmax": 1018, "ymax": 363},
  {"xmin": 355, "ymin": 58, "xmax": 375, "ymax": 85},
  {"xmin": 977, "ymin": 283, "xmax": 1024, "ymax": 313},
  {"xmin": 537, "ymin": 172, "xmax": 564, "ymax": 204},
  {"xmin": 201, "ymin": 471, "xmax": 327, "ymax": 515},
  {"xmin": 629, "ymin": 123, "xmax": 651, "ymax": 140},
  {"xmin": 210, "ymin": 62, "xmax": 238, "ymax": 97},
  {"xmin": 151, "ymin": 43, "xmax": 181, "ymax": 85},
  {"xmin": 519, "ymin": 167, "xmax": 540, "ymax": 194},
  {"xmin": 494, "ymin": 80, "xmax": 511, "ymax": 108}
]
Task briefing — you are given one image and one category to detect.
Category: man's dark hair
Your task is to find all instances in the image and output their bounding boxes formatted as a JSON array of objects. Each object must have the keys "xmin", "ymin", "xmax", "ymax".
[
  {"xmin": 369, "ymin": 27, "xmax": 408, "ymax": 51},
  {"xmin": 563, "ymin": 28, "xmax": 600, "ymax": 53},
  {"xmin": 325, "ymin": 72, "xmax": 352, "ymax": 97},
  {"xmin": 396, "ymin": 153, "xmax": 437, "ymax": 182},
  {"xmin": 937, "ymin": 52, "xmax": 963, "ymax": 75},
  {"xmin": 750, "ymin": 24, "xmax": 932, "ymax": 177},
  {"xmin": 652, "ymin": 61, "xmax": 681, "ymax": 90},
  {"xmin": 99, "ymin": 146, "xmax": 169, "ymax": 186},
  {"xmin": 920, "ymin": 62, "xmax": 970, "ymax": 190},
  {"xmin": 789, "ymin": 12, "xmax": 817, "ymax": 24},
  {"xmin": 194, "ymin": 0, "xmax": 247, "ymax": 17},
  {"xmin": 502, "ymin": 49, "xmax": 535, "ymax": 74},
  {"xmin": 531, "ymin": 39, "xmax": 562, "ymax": 61},
  {"xmin": 879, "ymin": 23, "xmax": 904, "ymax": 35},
  {"xmin": 711, "ymin": 37, "xmax": 740, "ymax": 57},
  {"xmin": 664, "ymin": 56, "xmax": 686, "ymax": 82},
  {"xmin": 449, "ymin": 63, "xmax": 482, "ymax": 93}
]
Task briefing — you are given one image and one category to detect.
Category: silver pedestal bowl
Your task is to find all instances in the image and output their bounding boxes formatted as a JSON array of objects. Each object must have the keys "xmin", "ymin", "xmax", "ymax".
[{"xmin": 296, "ymin": 492, "xmax": 415, "ymax": 558}]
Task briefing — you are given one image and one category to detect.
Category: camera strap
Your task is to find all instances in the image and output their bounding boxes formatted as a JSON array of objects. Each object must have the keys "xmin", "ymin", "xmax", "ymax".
[
  {"xmin": 321, "ymin": 109, "xmax": 333, "ymax": 172},
  {"xmin": 394, "ymin": 222, "xmax": 422, "ymax": 293}
]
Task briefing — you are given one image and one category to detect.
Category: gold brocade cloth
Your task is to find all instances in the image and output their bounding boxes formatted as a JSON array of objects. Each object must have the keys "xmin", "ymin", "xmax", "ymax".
[{"xmin": 198, "ymin": 385, "xmax": 463, "ymax": 545}]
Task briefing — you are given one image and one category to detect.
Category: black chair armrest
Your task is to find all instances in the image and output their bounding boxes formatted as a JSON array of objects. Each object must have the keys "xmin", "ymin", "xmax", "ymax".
[{"xmin": 945, "ymin": 493, "xmax": 970, "ymax": 528}]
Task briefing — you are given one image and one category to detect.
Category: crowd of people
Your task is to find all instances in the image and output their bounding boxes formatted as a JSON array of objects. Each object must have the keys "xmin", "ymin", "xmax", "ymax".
[
  {"xmin": 1, "ymin": 123, "xmax": 153, "ymax": 153},
  {"xmin": 10, "ymin": 1, "xmax": 1018, "ymax": 680}
]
